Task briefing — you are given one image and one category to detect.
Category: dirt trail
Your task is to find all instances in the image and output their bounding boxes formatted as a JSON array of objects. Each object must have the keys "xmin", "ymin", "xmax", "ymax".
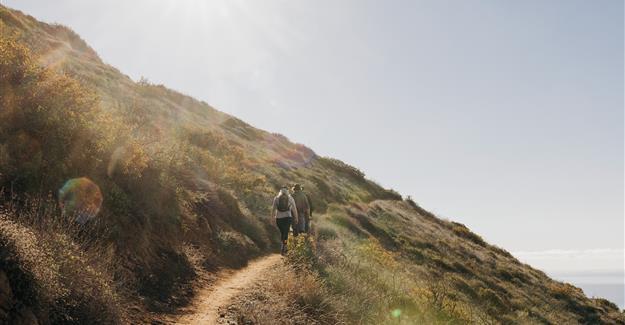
[{"xmin": 174, "ymin": 254, "xmax": 282, "ymax": 324}]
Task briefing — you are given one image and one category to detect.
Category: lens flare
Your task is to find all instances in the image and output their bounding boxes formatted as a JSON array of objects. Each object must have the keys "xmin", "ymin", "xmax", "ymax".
[{"xmin": 58, "ymin": 177, "xmax": 103, "ymax": 225}]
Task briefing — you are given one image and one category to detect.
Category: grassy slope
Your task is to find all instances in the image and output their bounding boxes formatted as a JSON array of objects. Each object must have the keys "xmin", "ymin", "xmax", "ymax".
[
  {"xmin": 306, "ymin": 201, "xmax": 624, "ymax": 323},
  {"xmin": 0, "ymin": 5, "xmax": 622, "ymax": 324}
]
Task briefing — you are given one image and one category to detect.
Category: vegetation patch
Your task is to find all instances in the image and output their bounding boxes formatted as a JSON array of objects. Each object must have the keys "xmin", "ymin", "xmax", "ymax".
[
  {"xmin": 450, "ymin": 222, "xmax": 487, "ymax": 247},
  {"xmin": 1, "ymin": 7, "xmax": 623, "ymax": 324}
]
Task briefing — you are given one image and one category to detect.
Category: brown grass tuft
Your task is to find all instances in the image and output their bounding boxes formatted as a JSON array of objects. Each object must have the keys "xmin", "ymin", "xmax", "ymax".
[
  {"xmin": 0, "ymin": 196, "xmax": 126, "ymax": 324},
  {"xmin": 234, "ymin": 263, "xmax": 343, "ymax": 325}
]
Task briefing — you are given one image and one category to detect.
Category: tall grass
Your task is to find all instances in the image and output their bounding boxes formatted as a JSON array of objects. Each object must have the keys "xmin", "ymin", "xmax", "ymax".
[
  {"xmin": 314, "ymin": 236, "xmax": 477, "ymax": 324},
  {"xmin": 233, "ymin": 235, "xmax": 343, "ymax": 325},
  {"xmin": 0, "ymin": 192, "xmax": 127, "ymax": 323},
  {"xmin": 3, "ymin": 6, "xmax": 624, "ymax": 324}
]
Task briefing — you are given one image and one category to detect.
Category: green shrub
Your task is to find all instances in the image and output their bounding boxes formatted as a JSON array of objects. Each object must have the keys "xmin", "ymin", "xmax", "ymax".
[
  {"xmin": 450, "ymin": 222, "xmax": 486, "ymax": 247},
  {"xmin": 452, "ymin": 276, "xmax": 477, "ymax": 300},
  {"xmin": 405, "ymin": 247, "xmax": 425, "ymax": 263},
  {"xmin": 318, "ymin": 157, "xmax": 365, "ymax": 180},
  {"xmin": 0, "ymin": 36, "xmax": 116, "ymax": 192},
  {"xmin": 329, "ymin": 213, "xmax": 366, "ymax": 237},
  {"xmin": 478, "ymin": 287, "xmax": 506, "ymax": 311},
  {"xmin": 287, "ymin": 235, "xmax": 317, "ymax": 268},
  {"xmin": 316, "ymin": 226, "xmax": 338, "ymax": 241}
]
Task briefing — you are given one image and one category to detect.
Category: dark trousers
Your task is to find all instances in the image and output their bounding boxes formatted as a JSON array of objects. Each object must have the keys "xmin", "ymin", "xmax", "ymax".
[{"xmin": 276, "ymin": 217, "xmax": 292, "ymax": 242}]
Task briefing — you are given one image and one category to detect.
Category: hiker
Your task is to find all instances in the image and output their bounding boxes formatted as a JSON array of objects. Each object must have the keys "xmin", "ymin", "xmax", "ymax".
[
  {"xmin": 292, "ymin": 184, "xmax": 312, "ymax": 235},
  {"xmin": 272, "ymin": 186, "xmax": 299, "ymax": 255}
]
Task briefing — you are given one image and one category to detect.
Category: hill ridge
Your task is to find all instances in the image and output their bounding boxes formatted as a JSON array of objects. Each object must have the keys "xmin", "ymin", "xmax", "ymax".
[{"xmin": 0, "ymin": 4, "xmax": 623, "ymax": 324}]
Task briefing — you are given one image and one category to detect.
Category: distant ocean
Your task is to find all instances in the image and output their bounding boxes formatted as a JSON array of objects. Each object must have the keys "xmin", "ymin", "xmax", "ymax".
[{"xmin": 550, "ymin": 271, "xmax": 624, "ymax": 309}]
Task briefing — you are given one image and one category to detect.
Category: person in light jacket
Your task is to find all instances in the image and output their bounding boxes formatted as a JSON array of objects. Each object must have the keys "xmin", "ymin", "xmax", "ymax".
[{"xmin": 272, "ymin": 186, "xmax": 299, "ymax": 255}]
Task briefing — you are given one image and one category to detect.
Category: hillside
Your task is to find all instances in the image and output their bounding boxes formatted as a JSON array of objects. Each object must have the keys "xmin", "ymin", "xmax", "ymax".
[{"xmin": 0, "ymin": 5, "xmax": 623, "ymax": 324}]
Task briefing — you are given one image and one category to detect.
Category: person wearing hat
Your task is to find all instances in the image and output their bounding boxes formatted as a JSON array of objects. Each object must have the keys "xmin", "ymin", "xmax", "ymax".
[
  {"xmin": 291, "ymin": 183, "xmax": 311, "ymax": 235},
  {"xmin": 272, "ymin": 186, "xmax": 299, "ymax": 255}
]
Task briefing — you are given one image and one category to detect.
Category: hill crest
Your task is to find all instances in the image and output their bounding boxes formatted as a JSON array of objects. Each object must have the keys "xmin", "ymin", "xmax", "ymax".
[{"xmin": 0, "ymin": 4, "xmax": 622, "ymax": 324}]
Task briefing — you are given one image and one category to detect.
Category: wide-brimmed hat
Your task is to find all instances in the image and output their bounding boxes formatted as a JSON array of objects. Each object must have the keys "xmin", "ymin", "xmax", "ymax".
[{"xmin": 293, "ymin": 183, "xmax": 302, "ymax": 191}]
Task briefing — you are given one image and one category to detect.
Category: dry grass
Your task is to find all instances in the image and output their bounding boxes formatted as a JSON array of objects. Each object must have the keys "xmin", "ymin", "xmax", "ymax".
[
  {"xmin": 303, "ymin": 201, "xmax": 625, "ymax": 324},
  {"xmin": 233, "ymin": 262, "xmax": 343, "ymax": 325},
  {"xmin": 0, "ymin": 197, "xmax": 127, "ymax": 324},
  {"xmin": 313, "ymin": 237, "xmax": 474, "ymax": 324},
  {"xmin": 2, "ymin": 5, "xmax": 623, "ymax": 325}
]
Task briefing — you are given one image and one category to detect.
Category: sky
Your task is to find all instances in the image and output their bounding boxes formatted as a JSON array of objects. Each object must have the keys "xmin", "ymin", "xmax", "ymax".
[{"xmin": 4, "ymin": 0, "xmax": 623, "ymax": 276}]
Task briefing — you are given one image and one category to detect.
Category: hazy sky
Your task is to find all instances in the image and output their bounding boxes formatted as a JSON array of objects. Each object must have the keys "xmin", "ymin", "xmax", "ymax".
[{"xmin": 4, "ymin": 0, "xmax": 623, "ymax": 273}]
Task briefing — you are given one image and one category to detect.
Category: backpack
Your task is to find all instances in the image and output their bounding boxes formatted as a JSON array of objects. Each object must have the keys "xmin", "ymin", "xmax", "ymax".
[{"xmin": 277, "ymin": 194, "xmax": 290, "ymax": 212}]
